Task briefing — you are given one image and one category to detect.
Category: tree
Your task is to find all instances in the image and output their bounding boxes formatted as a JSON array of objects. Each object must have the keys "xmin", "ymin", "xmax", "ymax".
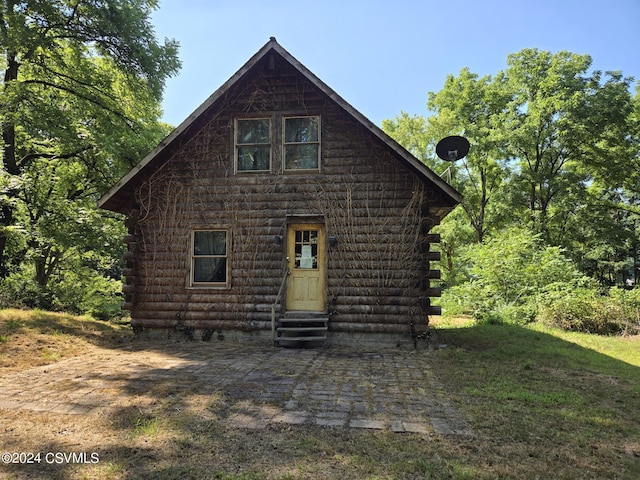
[
  {"xmin": 385, "ymin": 69, "xmax": 512, "ymax": 244},
  {"xmin": 426, "ymin": 68, "xmax": 512, "ymax": 243},
  {"xmin": 384, "ymin": 69, "xmax": 512, "ymax": 285},
  {"xmin": 0, "ymin": 0, "xmax": 179, "ymax": 308},
  {"xmin": 385, "ymin": 48, "xmax": 639, "ymax": 290},
  {"xmin": 567, "ymin": 184, "xmax": 639, "ymax": 285},
  {"xmin": 381, "ymin": 111, "xmax": 433, "ymax": 166},
  {"xmin": 501, "ymin": 49, "xmax": 636, "ymax": 243}
]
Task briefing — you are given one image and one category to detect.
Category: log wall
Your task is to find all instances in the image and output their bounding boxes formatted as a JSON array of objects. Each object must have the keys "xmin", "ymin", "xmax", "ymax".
[{"xmin": 124, "ymin": 52, "xmax": 446, "ymax": 338}]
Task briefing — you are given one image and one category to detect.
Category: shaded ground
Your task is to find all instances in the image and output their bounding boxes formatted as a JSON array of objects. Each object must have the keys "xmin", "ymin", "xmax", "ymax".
[
  {"xmin": 0, "ymin": 341, "xmax": 469, "ymax": 434},
  {"xmin": 0, "ymin": 309, "xmax": 130, "ymax": 372}
]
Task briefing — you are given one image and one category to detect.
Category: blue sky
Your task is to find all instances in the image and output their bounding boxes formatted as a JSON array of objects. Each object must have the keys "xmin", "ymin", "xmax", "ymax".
[{"xmin": 151, "ymin": 0, "xmax": 640, "ymax": 128}]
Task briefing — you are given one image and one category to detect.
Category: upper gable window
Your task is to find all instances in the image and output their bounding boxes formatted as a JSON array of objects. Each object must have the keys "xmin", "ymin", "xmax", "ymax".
[
  {"xmin": 284, "ymin": 116, "xmax": 320, "ymax": 170},
  {"xmin": 235, "ymin": 118, "xmax": 271, "ymax": 172}
]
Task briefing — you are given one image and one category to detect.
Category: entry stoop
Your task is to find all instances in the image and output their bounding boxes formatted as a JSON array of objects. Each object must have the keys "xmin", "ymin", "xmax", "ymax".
[{"xmin": 276, "ymin": 311, "xmax": 328, "ymax": 347}]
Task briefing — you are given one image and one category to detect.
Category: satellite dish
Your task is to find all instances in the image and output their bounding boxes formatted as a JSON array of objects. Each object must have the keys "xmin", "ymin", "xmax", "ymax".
[{"xmin": 436, "ymin": 136, "xmax": 470, "ymax": 162}]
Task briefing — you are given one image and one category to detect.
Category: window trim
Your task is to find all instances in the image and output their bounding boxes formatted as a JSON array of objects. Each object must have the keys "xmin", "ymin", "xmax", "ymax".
[
  {"xmin": 234, "ymin": 117, "xmax": 272, "ymax": 173},
  {"xmin": 189, "ymin": 229, "xmax": 230, "ymax": 288},
  {"xmin": 283, "ymin": 115, "xmax": 321, "ymax": 172}
]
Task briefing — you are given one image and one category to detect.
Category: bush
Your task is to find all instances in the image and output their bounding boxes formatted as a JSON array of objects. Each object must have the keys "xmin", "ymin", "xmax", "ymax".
[
  {"xmin": 610, "ymin": 287, "xmax": 640, "ymax": 332},
  {"xmin": 440, "ymin": 284, "xmax": 540, "ymax": 326},
  {"xmin": 79, "ymin": 276, "xmax": 124, "ymax": 320},
  {"xmin": 441, "ymin": 227, "xmax": 584, "ymax": 325},
  {"xmin": 0, "ymin": 265, "xmax": 124, "ymax": 320},
  {"xmin": 0, "ymin": 267, "xmax": 55, "ymax": 310},
  {"xmin": 50, "ymin": 269, "xmax": 125, "ymax": 320},
  {"xmin": 439, "ymin": 282, "xmax": 483, "ymax": 317},
  {"xmin": 538, "ymin": 287, "xmax": 640, "ymax": 335}
]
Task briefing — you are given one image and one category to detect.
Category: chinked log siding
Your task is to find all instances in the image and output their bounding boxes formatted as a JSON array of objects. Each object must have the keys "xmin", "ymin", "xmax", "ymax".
[{"xmin": 109, "ymin": 42, "xmax": 456, "ymax": 337}]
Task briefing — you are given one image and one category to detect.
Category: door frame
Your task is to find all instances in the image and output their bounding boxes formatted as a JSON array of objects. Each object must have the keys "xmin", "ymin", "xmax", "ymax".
[{"xmin": 285, "ymin": 222, "xmax": 327, "ymax": 312}]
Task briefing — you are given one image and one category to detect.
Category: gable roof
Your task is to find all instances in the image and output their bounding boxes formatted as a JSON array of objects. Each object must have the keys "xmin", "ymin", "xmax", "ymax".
[{"xmin": 98, "ymin": 37, "xmax": 462, "ymax": 214}]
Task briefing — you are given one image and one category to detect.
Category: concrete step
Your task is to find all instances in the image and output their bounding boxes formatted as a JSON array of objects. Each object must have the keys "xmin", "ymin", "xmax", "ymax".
[
  {"xmin": 276, "ymin": 314, "xmax": 328, "ymax": 347},
  {"xmin": 277, "ymin": 326, "xmax": 328, "ymax": 332},
  {"xmin": 282, "ymin": 311, "xmax": 327, "ymax": 319},
  {"xmin": 277, "ymin": 336, "xmax": 327, "ymax": 342},
  {"xmin": 279, "ymin": 316, "xmax": 328, "ymax": 327}
]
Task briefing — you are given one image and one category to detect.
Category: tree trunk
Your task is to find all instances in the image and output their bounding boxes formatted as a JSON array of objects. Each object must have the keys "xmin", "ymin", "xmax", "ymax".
[
  {"xmin": 477, "ymin": 167, "xmax": 488, "ymax": 243},
  {"xmin": 0, "ymin": 53, "xmax": 20, "ymax": 277},
  {"xmin": 3, "ymin": 53, "xmax": 19, "ymax": 174},
  {"xmin": 33, "ymin": 244, "xmax": 61, "ymax": 287}
]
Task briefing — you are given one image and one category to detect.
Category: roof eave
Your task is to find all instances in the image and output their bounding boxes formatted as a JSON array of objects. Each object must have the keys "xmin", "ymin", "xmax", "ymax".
[
  {"xmin": 266, "ymin": 41, "xmax": 462, "ymax": 207},
  {"xmin": 98, "ymin": 40, "xmax": 281, "ymax": 212}
]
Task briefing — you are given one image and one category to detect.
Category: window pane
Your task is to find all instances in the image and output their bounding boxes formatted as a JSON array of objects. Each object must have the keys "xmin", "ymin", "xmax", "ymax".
[
  {"xmin": 237, "ymin": 119, "xmax": 270, "ymax": 144},
  {"xmin": 237, "ymin": 146, "xmax": 270, "ymax": 171},
  {"xmin": 194, "ymin": 231, "xmax": 226, "ymax": 256},
  {"xmin": 294, "ymin": 229, "xmax": 318, "ymax": 269},
  {"xmin": 285, "ymin": 117, "xmax": 318, "ymax": 143},
  {"xmin": 285, "ymin": 144, "xmax": 319, "ymax": 170},
  {"xmin": 194, "ymin": 258, "xmax": 226, "ymax": 283}
]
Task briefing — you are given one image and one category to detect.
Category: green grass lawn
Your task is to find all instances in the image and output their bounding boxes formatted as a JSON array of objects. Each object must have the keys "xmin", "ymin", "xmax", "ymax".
[{"xmin": 429, "ymin": 318, "xmax": 640, "ymax": 479}]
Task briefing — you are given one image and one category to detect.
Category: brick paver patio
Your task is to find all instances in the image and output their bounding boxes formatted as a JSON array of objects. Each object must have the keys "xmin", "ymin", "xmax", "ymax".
[{"xmin": 0, "ymin": 342, "xmax": 470, "ymax": 435}]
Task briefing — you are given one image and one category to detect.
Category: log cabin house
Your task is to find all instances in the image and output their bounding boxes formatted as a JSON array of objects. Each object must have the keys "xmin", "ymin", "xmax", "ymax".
[{"xmin": 98, "ymin": 38, "xmax": 461, "ymax": 347}]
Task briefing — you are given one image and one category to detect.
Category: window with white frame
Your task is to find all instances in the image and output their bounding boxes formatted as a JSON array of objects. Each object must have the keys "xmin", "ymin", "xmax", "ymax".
[
  {"xmin": 191, "ymin": 230, "xmax": 228, "ymax": 286},
  {"xmin": 284, "ymin": 116, "xmax": 320, "ymax": 170},
  {"xmin": 235, "ymin": 118, "xmax": 271, "ymax": 172}
]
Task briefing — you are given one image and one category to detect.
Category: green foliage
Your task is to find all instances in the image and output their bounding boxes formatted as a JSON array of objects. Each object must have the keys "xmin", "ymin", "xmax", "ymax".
[
  {"xmin": 433, "ymin": 207, "xmax": 476, "ymax": 287},
  {"xmin": 0, "ymin": 266, "xmax": 53, "ymax": 310},
  {"xmin": 500, "ymin": 49, "xmax": 638, "ymax": 260},
  {"xmin": 54, "ymin": 269, "xmax": 125, "ymax": 321},
  {"xmin": 381, "ymin": 111, "xmax": 434, "ymax": 166},
  {"xmin": 538, "ymin": 287, "xmax": 640, "ymax": 335},
  {"xmin": 0, "ymin": 0, "xmax": 180, "ymax": 315},
  {"xmin": 441, "ymin": 227, "xmax": 586, "ymax": 324},
  {"xmin": 440, "ymin": 224, "xmax": 640, "ymax": 333},
  {"xmin": 0, "ymin": 263, "xmax": 124, "ymax": 320},
  {"xmin": 386, "ymin": 48, "xmax": 640, "ymax": 293},
  {"xmin": 387, "ymin": 50, "xmax": 640, "ymax": 339},
  {"xmin": 427, "ymin": 68, "xmax": 512, "ymax": 243}
]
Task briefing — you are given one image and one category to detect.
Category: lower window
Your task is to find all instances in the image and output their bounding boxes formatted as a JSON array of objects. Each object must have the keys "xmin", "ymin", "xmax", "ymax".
[{"xmin": 191, "ymin": 230, "xmax": 228, "ymax": 286}]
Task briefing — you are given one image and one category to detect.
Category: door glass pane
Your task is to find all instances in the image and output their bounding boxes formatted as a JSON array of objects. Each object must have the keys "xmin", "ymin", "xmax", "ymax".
[{"xmin": 294, "ymin": 229, "xmax": 318, "ymax": 269}]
